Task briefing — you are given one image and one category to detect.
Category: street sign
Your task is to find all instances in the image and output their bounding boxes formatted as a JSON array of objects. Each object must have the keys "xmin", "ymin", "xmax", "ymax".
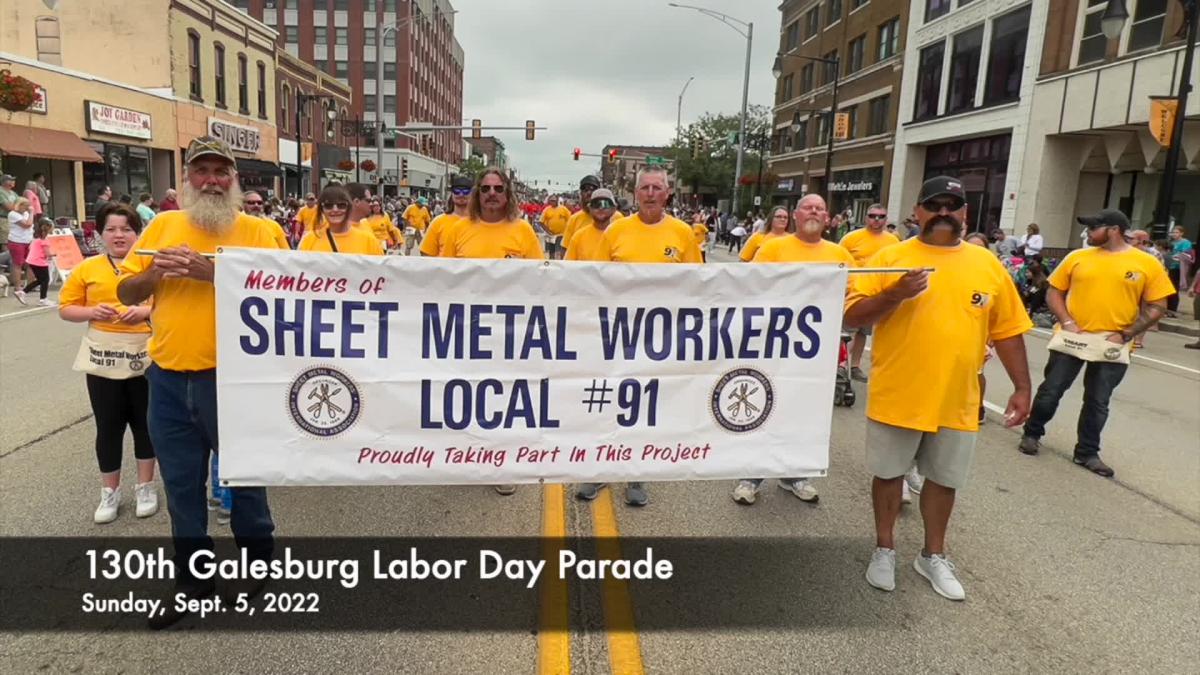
[
  {"xmin": 646, "ymin": 156, "xmax": 665, "ymax": 166},
  {"xmin": 753, "ymin": 196, "xmax": 762, "ymax": 206}
]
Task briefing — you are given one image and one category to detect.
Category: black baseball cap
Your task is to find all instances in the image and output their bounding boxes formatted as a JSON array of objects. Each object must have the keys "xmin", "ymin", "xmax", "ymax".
[
  {"xmin": 1077, "ymin": 209, "xmax": 1130, "ymax": 231},
  {"xmin": 918, "ymin": 176, "xmax": 966, "ymax": 210},
  {"xmin": 451, "ymin": 174, "xmax": 473, "ymax": 190},
  {"xmin": 580, "ymin": 175, "xmax": 602, "ymax": 189}
]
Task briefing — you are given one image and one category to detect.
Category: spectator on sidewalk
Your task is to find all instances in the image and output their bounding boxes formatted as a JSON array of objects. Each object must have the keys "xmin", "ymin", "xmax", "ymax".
[
  {"xmin": 1166, "ymin": 225, "xmax": 1194, "ymax": 315},
  {"xmin": 158, "ymin": 188, "xmax": 180, "ymax": 211},
  {"xmin": 21, "ymin": 219, "xmax": 54, "ymax": 306},
  {"xmin": 7, "ymin": 196, "xmax": 34, "ymax": 302},
  {"xmin": 1019, "ymin": 223, "xmax": 1044, "ymax": 257},
  {"xmin": 136, "ymin": 192, "xmax": 157, "ymax": 225}
]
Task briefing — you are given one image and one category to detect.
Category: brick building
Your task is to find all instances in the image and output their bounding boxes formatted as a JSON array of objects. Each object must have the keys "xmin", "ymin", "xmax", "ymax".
[
  {"xmin": 768, "ymin": 0, "xmax": 910, "ymax": 222},
  {"xmin": 274, "ymin": 49, "xmax": 353, "ymax": 195}
]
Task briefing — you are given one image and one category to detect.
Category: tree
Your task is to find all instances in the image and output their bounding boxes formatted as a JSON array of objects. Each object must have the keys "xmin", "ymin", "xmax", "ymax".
[
  {"xmin": 668, "ymin": 105, "xmax": 772, "ymax": 211},
  {"xmin": 457, "ymin": 155, "xmax": 487, "ymax": 179}
]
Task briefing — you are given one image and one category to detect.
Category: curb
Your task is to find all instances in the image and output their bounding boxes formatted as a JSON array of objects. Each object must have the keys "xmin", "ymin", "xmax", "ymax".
[{"xmin": 1159, "ymin": 319, "xmax": 1199, "ymax": 338}]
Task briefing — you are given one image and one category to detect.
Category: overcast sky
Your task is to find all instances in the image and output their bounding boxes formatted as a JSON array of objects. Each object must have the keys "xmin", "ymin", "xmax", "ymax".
[{"xmin": 453, "ymin": 0, "xmax": 782, "ymax": 191}]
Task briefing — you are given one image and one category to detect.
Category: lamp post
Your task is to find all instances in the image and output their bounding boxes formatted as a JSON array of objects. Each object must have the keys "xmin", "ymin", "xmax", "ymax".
[
  {"xmin": 296, "ymin": 93, "xmax": 336, "ymax": 196},
  {"xmin": 774, "ymin": 50, "xmax": 841, "ymax": 210},
  {"xmin": 669, "ymin": 3, "xmax": 753, "ymax": 217},
  {"xmin": 676, "ymin": 76, "xmax": 694, "ymax": 146}
]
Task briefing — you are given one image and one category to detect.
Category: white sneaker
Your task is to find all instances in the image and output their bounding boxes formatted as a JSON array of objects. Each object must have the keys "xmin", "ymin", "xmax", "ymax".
[
  {"xmin": 866, "ymin": 547, "xmax": 896, "ymax": 591},
  {"xmin": 777, "ymin": 478, "xmax": 819, "ymax": 503},
  {"xmin": 38, "ymin": 298, "xmax": 53, "ymax": 307},
  {"xmin": 731, "ymin": 480, "xmax": 761, "ymax": 505},
  {"xmin": 135, "ymin": 482, "xmax": 159, "ymax": 518},
  {"xmin": 905, "ymin": 468, "xmax": 924, "ymax": 495},
  {"xmin": 94, "ymin": 487, "xmax": 120, "ymax": 524},
  {"xmin": 14, "ymin": 289, "xmax": 28, "ymax": 305},
  {"xmin": 914, "ymin": 553, "xmax": 965, "ymax": 601},
  {"xmin": 901, "ymin": 480, "xmax": 913, "ymax": 505}
]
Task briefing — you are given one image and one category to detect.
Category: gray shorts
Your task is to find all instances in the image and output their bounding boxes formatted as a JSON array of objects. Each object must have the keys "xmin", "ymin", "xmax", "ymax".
[{"xmin": 865, "ymin": 419, "xmax": 977, "ymax": 490}]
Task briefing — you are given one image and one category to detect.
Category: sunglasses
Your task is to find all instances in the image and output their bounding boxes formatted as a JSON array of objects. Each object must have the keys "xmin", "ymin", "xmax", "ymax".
[
  {"xmin": 866, "ymin": 214, "xmax": 887, "ymax": 220},
  {"xmin": 321, "ymin": 201, "xmax": 349, "ymax": 210},
  {"xmin": 451, "ymin": 187, "xmax": 471, "ymax": 196},
  {"xmin": 589, "ymin": 199, "xmax": 616, "ymax": 209},
  {"xmin": 479, "ymin": 185, "xmax": 506, "ymax": 194},
  {"xmin": 245, "ymin": 201, "xmax": 264, "ymax": 206},
  {"xmin": 921, "ymin": 198, "xmax": 964, "ymax": 213}
]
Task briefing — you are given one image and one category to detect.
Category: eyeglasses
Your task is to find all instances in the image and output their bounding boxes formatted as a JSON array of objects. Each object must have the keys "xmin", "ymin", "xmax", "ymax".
[
  {"xmin": 920, "ymin": 198, "xmax": 964, "ymax": 213},
  {"xmin": 321, "ymin": 201, "xmax": 349, "ymax": 210},
  {"xmin": 478, "ymin": 185, "xmax": 506, "ymax": 194},
  {"xmin": 866, "ymin": 214, "xmax": 887, "ymax": 220},
  {"xmin": 451, "ymin": 187, "xmax": 471, "ymax": 196}
]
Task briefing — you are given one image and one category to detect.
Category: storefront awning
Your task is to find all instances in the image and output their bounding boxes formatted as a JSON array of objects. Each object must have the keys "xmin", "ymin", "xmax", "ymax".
[
  {"xmin": 0, "ymin": 122, "xmax": 103, "ymax": 162},
  {"xmin": 236, "ymin": 158, "xmax": 282, "ymax": 176}
]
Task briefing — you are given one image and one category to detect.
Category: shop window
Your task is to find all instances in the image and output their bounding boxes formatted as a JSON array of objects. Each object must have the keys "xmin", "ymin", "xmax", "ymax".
[
  {"xmin": 35, "ymin": 17, "xmax": 62, "ymax": 65},
  {"xmin": 868, "ymin": 95, "xmax": 890, "ymax": 135},
  {"xmin": 846, "ymin": 35, "xmax": 865, "ymax": 75},
  {"xmin": 214, "ymin": 44, "xmax": 227, "ymax": 107},
  {"xmin": 804, "ymin": 8, "xmax": 820, "ymax": 41},
  {"xmin": 784, "ymin": 21, "xmax": 799, "ymax": 51},
  {"xmin": 188, "ymin": 30, "xmax": 202, "ymax": 99},
  {"xmin": 877, "ymin": 17, "xmax": 900, "ymax": 60},
  {"xmin": 914, "ymin": 41, "xmax": 945, "ymax": 120},
  {"xmin": 1128, "ymin": 0, "xmax": 1167, "ymax": 52},
  {"xmin": 947, "ymin": 25, "xmax": 983, "ymax": 114},
  {"xmin": 238, "ymin": 55, "xmax": 249, "ymax": 113},
  {"xmin": 827, "ymin": 0, "xmax": 843, "ymax": 26},
  {"xmin": 257, "ymin": 62, "xmax": 268, "ymax": 118},
  {"xmin": 983, "ymin": 5, "xmax": 1030, "ymax": 106},
  {"xmin": 801, "ymin": 63, "xmax": 815, "ymax": 92},
  {"xmin": 926, "ymin": 0, "xmax": 951, "ymax": 23}
]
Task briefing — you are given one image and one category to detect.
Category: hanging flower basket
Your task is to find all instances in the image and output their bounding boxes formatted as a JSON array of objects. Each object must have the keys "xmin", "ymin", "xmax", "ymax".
[
  {"xmin": 0, "ymin": 69, "xmax": 42, "ymax": 112},
  {"xmin": 359, "ymin": 159, "xmax": 377, "ymax": 172},
  {"xmin": 337, "ymin": 160, "xmax": 355, "ymax": 171}
]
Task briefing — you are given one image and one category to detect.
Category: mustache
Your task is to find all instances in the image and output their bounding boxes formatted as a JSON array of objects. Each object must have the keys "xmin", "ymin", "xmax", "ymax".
[{"xmin": 924, "ymin": 215, "xmax": 961, "ymax": 230}]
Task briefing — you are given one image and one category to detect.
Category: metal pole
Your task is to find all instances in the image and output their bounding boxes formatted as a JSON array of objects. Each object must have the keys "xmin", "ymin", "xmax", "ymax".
[
  {"xmin": 824, "ymin": 61, "xmax": 840, "ymax": 212},
  {"xmin": 355, "ymin": 113, "xmax": 361, "ymax": 183},
  {"xmin": 1152, "ymin": 0, "xmax": 1197, "ymax": 239},
  {"xmin": 756, "ymin": 135, "xmax": 765, "ymax": 207},
  {"xmin": 376, "ymin": 22, "xmax": 387, "ymax": 198},
  {"xmin": 676, "ymin": 76, "xmax": 693, "ymax": 145},
  {"xmin": 733, "ymin": 22, "xmax": 752, "ymax": 217},
  {"xmin": 294, "ymin": 95, "xmax": 302, "ymax": 198}
]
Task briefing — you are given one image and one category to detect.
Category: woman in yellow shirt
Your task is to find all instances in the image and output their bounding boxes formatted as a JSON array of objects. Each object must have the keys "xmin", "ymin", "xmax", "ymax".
[
  {"xmin": 739, "ymin": 206, "xmax": 792, "ymax": 261},
  {"xmin": 58, "ymin": 203, "xmax": 158, "ymax": 525},
  {"xmin": 299, "ymin": 185, "xmax": 384, "ymax": 256},
  {"xmin": 360, "ymin": 198, "xmax": 403, "ymax": 249}
]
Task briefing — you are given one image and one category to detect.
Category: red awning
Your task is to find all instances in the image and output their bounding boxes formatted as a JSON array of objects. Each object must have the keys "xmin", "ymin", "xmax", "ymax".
[{"xmin": 0, "ymin": 122, "xmax": 102, "ymax": 162}]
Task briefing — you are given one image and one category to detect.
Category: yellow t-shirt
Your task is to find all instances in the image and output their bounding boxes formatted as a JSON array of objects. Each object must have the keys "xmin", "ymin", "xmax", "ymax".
[
  {"xmin": 564, "ymin": 224, "xmax": 610, "ymax": 261},
  {"xmin": 296, "ymin": 205, "xmax": 319, "ymax": 236},
  {"xmin": 840, "ymin": 227, "xmax": 901, "ymax": 266},
  {"xmin": 403, "ymin": 205, "xmax": 432, "ymax": 231},
  {"xmin": 442, "ymin": 218, "xmax": 544, "ymax": 260},
  {"xmin": 596, "ymin": 213, "xmax": 703, "ymax": 263},
  {"xmin": 420, "ymin": 213, "xmax": 462, "ymax": 256},
  {"xmin": 846, "ymin": 239, "xmax": 1032, "ymax": 432},
  {"xmin": 118, "ymin": 211, "xmax": 285, "ymax": 371},
  {"xmin": 58, "ymin": 254, "xmax": 151, "ymax": 334},
  {"xmin": 253, "ymin": 215, "xmax": 290, "ymax": 250},
  {"xmin": 739, "ymin": 231, "xmax": 787, "ymax": 262},
  {"xmin": 540, "ymin": 205, "xmax": 572, "ymax": 236},
  {"xmin": 299, "ymin": 225, "xmax": 384, "ymax": 256},
  {"xmin": 692, "ymin": 222, "xmax": 709, "ymax": 246},
  {"xmin": 753, "ymin": 236, "xmax": 857, "ymax": 265},
  {"xmin": 1048, "ymin": 247, "xmax": 1175, "ymax": 333},
  {"xmin": 563, "ymin": 210, "xmax": 624, "ymax": 248},
  {"xmin": 360, "ymin": 214, "xmax": 403, "ymax": 245}
]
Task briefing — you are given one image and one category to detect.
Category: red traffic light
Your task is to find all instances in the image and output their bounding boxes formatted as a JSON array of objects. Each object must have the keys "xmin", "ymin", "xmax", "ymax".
[
  {"xmin": 607, "ymin": 148, "xmax": 618, "ymax": 163},
  {"xmin": 573, "ymin": 147, "xmax": 581, "ymax": 161}
]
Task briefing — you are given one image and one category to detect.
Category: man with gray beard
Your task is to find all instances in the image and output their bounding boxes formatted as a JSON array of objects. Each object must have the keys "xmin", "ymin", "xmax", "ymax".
[{"xmin": 118, "ymin": 136, "xmax": 286, "ymax": 629}]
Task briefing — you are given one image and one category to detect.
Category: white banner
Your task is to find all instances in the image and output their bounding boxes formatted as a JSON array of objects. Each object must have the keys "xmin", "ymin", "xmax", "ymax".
[{"xmin": 215, "ymin": 249, "xmax": 847, "ymax": 486}]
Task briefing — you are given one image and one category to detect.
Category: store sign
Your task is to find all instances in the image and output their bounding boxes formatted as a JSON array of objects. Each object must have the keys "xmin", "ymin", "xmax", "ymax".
[
  {"xmin": 776, "ymin": 178, "xmax": 795, "ymax": 192},
  {"xmin": 828, "ymin": 181, "xmax": 874, "ymax": 193},
  {"xmin": 85, "ymin": 100, "xmax": 151, "ymax": 140},
  {"xmin": 207, "ymin": 117, "xmax": 261, "ymax": 155}
]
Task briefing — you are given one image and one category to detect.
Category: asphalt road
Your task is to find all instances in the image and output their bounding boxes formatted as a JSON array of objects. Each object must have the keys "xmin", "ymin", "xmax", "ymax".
[{"xmin": 1, "ymin": 265, "xmax": 1197, "ymax": 673}]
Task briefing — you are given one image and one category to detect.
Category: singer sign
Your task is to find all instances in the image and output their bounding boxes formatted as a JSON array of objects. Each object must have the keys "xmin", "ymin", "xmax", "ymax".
[{"xmin": 207, "ymin": 117, "xmax": 262, "ymax": 155}]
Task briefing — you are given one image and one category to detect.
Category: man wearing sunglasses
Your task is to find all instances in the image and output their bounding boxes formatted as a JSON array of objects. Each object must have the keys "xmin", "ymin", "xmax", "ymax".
[
  {"xmin": 1019, "ymin": 209, "xmax": 1172, "ymax": 477},
  {"xmin": 402, "ymin": 197, "xmax": 432, "ymax": 256},
  {"xmin": 242, "ymin": 190, "xmax": 289, "ymax": 249},
  {"xmin": 840, "ymin": 204, "xmax": 900, "ymax": 383},
  {"xmin": 845, "ymin": 176, "xmax": 1032, "ymax": 602},
  {"xmin": 564, "ymin": 188, "xmax": 618, "ymax": 261},
  {"xmin": 421, "ymin": 174, "xmax": 473, "ymax": 256},
  {"xmin": 562, "ymin": 175, "xmax": 622, "ymax": 250},
  {"xmin": 540, "ymin": 194, "xmax": 572, "ymax": 259}
]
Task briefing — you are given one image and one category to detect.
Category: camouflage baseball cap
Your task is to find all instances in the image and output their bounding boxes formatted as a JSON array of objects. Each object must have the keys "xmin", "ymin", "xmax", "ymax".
[{"xmin": 184, "ymin": 135, "xmax": 236, "ymax": 165}]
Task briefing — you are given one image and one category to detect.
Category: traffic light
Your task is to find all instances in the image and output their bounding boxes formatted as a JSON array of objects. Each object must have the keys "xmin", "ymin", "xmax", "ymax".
[
  {"xmin": 401, "ymin": 158, "xmax": 409, "ymax": 181},
  {"xmin": 573, "ymin": 147, "xmax": 581, "ymax": 161},
  {"xmin": 608, "ymin": 148, "xmax": 618, "ymax": 164},
  {"xmin": 525, "ymin": 120, "xmax": 536, "ymax": 141},
  {"xmin": 471, "ymin": 119, "xmax": 482, "ymax": 139}
]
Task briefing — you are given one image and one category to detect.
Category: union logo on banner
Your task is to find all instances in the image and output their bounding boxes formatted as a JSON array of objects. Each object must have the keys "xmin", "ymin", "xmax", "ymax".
[{"xmin": 1149, "ymin": 97, "xmax": 1178, "ymax": 148}]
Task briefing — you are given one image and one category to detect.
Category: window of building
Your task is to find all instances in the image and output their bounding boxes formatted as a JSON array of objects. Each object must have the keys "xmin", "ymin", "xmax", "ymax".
[
  {"xmin": 384, "ymin": 29, "xmax": 395, "ymax": 47},
  {"xmin": 315, "ymin": 26, "xmax": 327, "ymax": 44},
  {"xmin": 214, "ymin": 44, "xmax": 226, "ymax": 107},
  {"xmin": 852, "ymin": 0, "xmax": 869, "ymax": 9},
  {"xmin": 816, "ymin": 113, "xmax": 830, "ymax": 146},
  {"xmin": 947, "ymin": 25, "xmax": 983, "ymax": 114},
  {"xmin": 800, "ymin": 63, "xmax": 815, "ymax": 92},
  {"xmin": 781, "ymin": 74, "xmax": 794, "ymax": 101},
  {"xmin": 384, "ymin": 0, "xmax": 397, "ymax": 12},
  {"xmin": 822, "ymin": 50, "xmax": 838, "ymax": 84},
  {"xmin": 256, "ymin": 62, "xmax": 267, "ymax": 118},
  {"xmin": 34, "ymin": 17, "xmax": 62, "ymax": 65},
  {"xmin": 842, "ymin": 105, "xmax": 857, "ymax": 139},
  {"xmin": 384, "ymin": 62, "xmax": 397, "ymax": 79},
  {"xmin": 868, "ymin": 95, "xmax": 889, "ymax": 135},
  {"xmin": 827, "ymin": 0, "xmax": 843, "ymax": 26},
  {"xmin": 984, "ymin": 4, "xmax": 1030, "ymax": 106},
  {"xmin": 1129, "ymin": 0, "xmax": 1167, "ymax": 52},
  {"xmin": 1077, "ymin": 0, "xmax": 1108, "ymax": 65},
  {"xmin": 334, "ymin": 0, "xmax": 348, "ymax": 10},
  {"xmin": 335, "ymin": 60, "xmax": 348, "ymax": 78},
  {"xmin": 335, "ymin": 27, "xmax": 348, "ymax": 45},
  {"xmin": 914, "ymin": 41, "xmax": 945, "ymax": 120},
  {"xmin": 785, "ymin": 21, "xmax": 800, "ymax": 51},
  {"xmin": 285, "ymin": 26, "xmax": 298, "ymax": 43},
  {"xmin": 364, "ymin": 61, "xmax": 377, "ymax": 79},
  {"xmin": 805, "ymin": 8, "xmax": 820, "ymax": 40},
  {"xmin": 365, "ymin": 96, "xmax": 377, "ymax": 113},
  {"xmin": 365, "ymin": 27, "xmax": 376, "ymax": 46},
  {"xmin": 280, "ymin": 84, "xmax": 290, "ymax": 132},
  {"xmin": 926, "ymin": 0, "xmax": 951, "ymax": 23},
  {"xmin": 366, "ymin": 0, "xmax": 376, "ymax": 11},
  {"xmin": 237, "ymin": 54, "xmax": 249, "ymax": 113},
  {"xmin": 188, "ymin": 31, "xmax": 202, "ymax": 99},
  {"xmin": 878, "ymin": 17, "xmax": 900, "ymax": 60},
  {"xmin": 384, "ymin": 95, "xmax": 396, "ymax": 113},
  {"xmin": 793, "ymin": 119, "xmax": 808, "ymax": 149},
  {"xmin": 847, "ymin": 34, "xmax": 865, "ymax": 74}
]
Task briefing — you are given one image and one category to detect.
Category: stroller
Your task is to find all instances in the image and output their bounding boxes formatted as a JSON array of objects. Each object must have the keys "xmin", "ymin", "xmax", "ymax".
[{"xmin": 834, "ymin": 332, "xmax": 856, "ymax": 407}]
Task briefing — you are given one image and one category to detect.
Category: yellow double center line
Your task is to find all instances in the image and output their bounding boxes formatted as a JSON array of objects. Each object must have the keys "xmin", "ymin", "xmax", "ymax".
[{"xmin": 538, "ymin": 484, "xmax": 646, "ymax": 675}]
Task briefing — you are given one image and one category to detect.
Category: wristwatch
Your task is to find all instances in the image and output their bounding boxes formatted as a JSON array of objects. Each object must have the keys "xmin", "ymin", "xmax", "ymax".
[{"xmin": 1118, "ymin": 330, "xmax": 1133, "ymax": 343}]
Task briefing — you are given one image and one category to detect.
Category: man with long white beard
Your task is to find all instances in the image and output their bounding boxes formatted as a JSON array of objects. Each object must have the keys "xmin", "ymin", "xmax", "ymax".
[{"xmin": 118, "ymin": 136, "xmax": 285, "ymax": 629}]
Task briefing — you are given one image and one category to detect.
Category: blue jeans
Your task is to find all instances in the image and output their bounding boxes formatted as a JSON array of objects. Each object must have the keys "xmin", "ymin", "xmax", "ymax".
[
  {"xmin": 147, "ymin": 365, "xmax": 274, "ymax": 582},
  {"xmin": 1023, "ymin": 351, "xmax": 1128, "ymax": 459}
]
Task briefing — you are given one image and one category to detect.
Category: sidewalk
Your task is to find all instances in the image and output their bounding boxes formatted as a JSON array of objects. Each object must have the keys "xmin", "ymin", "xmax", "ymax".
[{"xmin": 1160, "ymin": 289, "xmax": 1198, "ymax": 337}]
